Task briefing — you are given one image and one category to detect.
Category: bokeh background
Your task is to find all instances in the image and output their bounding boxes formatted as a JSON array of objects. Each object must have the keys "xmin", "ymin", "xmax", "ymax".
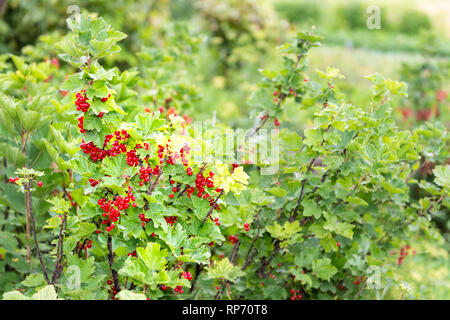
[{"xmin": 0, "ymin": 0, "xmax": 449, "ymax": 299}]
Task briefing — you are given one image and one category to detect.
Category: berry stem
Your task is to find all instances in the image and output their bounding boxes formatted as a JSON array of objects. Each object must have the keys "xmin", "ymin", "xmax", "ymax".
[
  {"xmin": 201, "ymin": 190, "xmax": 223, "ymax": 225},
  {"xmin": 25, "ymin": 179, "xmax": 50, "ymax": 284},
  {"xmin": 107, "ymin": 234, "xmax": 121, "ymax": 293}
]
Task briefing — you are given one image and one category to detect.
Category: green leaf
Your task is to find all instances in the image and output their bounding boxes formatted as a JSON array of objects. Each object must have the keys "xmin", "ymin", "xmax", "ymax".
[
  {"xmin": 31, "ymin": 285, "xmax": 60, "ymax": 300},
  {"xmin": 302, "ymin": 199, "xmax": 322, "ymax": 219},
  {"xmin": 336, "ymin": 222, "xmax": 354, "ymax": 239},
  {"xmin": 290, "ymin": 269, "xmax": 313, "ymax": 287},
  {"xmin": 119, "ymin": 257, "xmax": 156, "ymax": 286},
  {"xmin": 47, "ymin": 197, "xmax": 71, "ymax": 214},
  {"xmin": 83, "ymin": 115, "xmax": 102, "ymax": 132},
  {"xmin": 135, "ymin": 113, "xmax": 165, "ymax": 136},
  {"xmin": 116, "ymin": 290, "xmax": 147, "ymax": 300},
  {"xmin": 304, "ymin": 128, "xmax": 322, "ymax": 147},
  {"xmin": 0, "ymin": 143, "xmax": 26, "ymax": 167},
  {"xmin": 61, "ymin": 73, "xmax": 86, "ymax": 92},
  {"xmin": 266, "ymin": 221, "xmax": 302, "ymax": 244},
  {"xmin": 312, "ymin": 258, "xmax": 337, "ymax": 281},
  {"xmin": 319, "ymin": 236, "xmax": 338, "ymax": 253},
  {"xmin": 86, "ymin": 81, "xmax": 109, "ymax": 99},
  {"xmin": 267, "ymin": 187, "xmax": 288, "ymax": 197},
  {"xmin": 21, "ymin": 274, "xmax": 46, "ymax": 287},
  {"xmin": 346, "ymin": 196, "xmax": 368, "ymax": 207},
  {"xmin": 137, "ymin": 242, "xmax": 168, "ymax": 271},
  {"xmin": 433, "ymin": 165, "xmax": 450, "ymax": 189},
  {"xmin": 2, "ymin": 290, "xmax": 30, "ymax": 300},
  {"xmin": 72, "ymin": 222, "xmax": 96, "ymax": 239},
  {"xmin": 280, "ymin": 129, "xmax": 303, "ymax": 151},
  {"xmin": 206, "ymin": 258, "xmax": 244, "ymax": 283},
  {"xmin": 102, "ymin": 154, "xmax": 127, "ymax": 177}
]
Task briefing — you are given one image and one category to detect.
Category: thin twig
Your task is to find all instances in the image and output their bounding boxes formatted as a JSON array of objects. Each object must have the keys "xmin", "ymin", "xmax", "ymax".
[
  {"xmin": 201, "ymin": 190, "xmax": 224, "ymax": 224},
  {"xmin": 290, "ymin": 157, "xmax": 316, "ymax": 222},
  {"xmin": 242, "ymin": 210, "xmax": 262, "ymax": 271},
  {"xmin": 353, "ymin": 278, "xmax": 367, "ymax": 300},
  {"xmin": 52, "ymin": 211, "xmax": 68, "ymax": 285},
  {"xmin": 189, "ymin": 264, "xmax": 204, "ymax": 294},
  {"xmin": 26, "ymin": 180, "xmax": 50, "ymax": 283},
  {"xmin": 247, "ymin": 53, "xmax": 304, "ymax": 138},
  {"xmin": 107, "ymin": 234, "xmax": 120, "ymax": 292}
]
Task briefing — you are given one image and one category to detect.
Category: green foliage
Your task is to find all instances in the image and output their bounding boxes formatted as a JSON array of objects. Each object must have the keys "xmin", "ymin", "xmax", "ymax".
[
  {"xmin": 398, "ymin": 9, "xmax": 431, "ymax": 35},
  {"xmin": 334, "ymin": 1, "xmax": 367, "ymax": 30},
  {"xmin": 274, "ymin": 0, "xmax": 321, "ymax": 25},
  {"xmin": 0, "ymin": 6, "xmax": 448, "ymax": 302}
]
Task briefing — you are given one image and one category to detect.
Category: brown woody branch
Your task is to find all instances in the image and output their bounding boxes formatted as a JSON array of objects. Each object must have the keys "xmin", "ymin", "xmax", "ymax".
[
  {"xmin": 25, "ymin": 180, "xmax": 50, "ymax": 283},
  {"xmin": 241, "ymin": 210, "xmax": 262, "ymax": 271},
  {"xmin": 52, "ymin": 211, "xmax": 68, "ymax": 285},
  {"xmin": 201, "ymin": 190, "xmax": 224, "ymax": 224},
  {"xmin": 107, "ymin": 234, "xmax": 121, "ymax": 292}
]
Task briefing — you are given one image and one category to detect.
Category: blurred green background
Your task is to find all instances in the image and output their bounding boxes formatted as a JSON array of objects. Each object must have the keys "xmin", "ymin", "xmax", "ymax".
[{"xmin": 0, "ymin": 0, "xmax": 448, "ymax": 299}]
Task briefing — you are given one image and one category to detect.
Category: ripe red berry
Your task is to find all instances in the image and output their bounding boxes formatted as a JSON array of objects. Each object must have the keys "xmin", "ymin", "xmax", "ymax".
[
  {"xmin": 169, "ymin": 194, "xmax": 174, "ymax": 199},
  {"xmin": 274, "ymin": 118, "xmax": 280, "ymax": 126},
  {"xmin": 186, "ymin": 168, "xmax": 193, "ymax": 176},
  {"xmin": 37, "ymin": 181, "xmax": 43, "ymax": 187}
]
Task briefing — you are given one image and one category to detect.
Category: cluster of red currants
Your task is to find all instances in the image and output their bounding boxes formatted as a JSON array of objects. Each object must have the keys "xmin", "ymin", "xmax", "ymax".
[
  {"xmin": 164, "ymin": 216, "xmax": 178, "ymax": 226},
  {"xmin": 80, "ymin": 131, "xmax": 128, "ymax": 162},
  {"xmin": 174, "ymin": 285, "xmax": 184, "ymax": 294},
  {"xmin": 98, "ymin": 186, "xmax": 136, "ymax": 232},
  {"xmin": 137, "ymin": 166, "xmax": 159, "ymax": 186},
  {"xmin": 182, "ymin": 271, "xmax": 192, "ymax": 281},
  {"xmin": 126, "ymin": 149, "xmax": 139, "ymax": 167},
  {"xmin": 67, "ymin": 192, "xmax": 76, "ymax": 207},
  {"xmin": 138, "ymin": 213, "xmax": 150, "ymax": 227},
  {"xmin": 353, "ymin": 275, "xmax": 365, "ymax": 285},
  {"xmin": 289, "ymin": 289, "xmax": 303, "ymax": 300},
  {"xmin": 101, "ymin": 93, "xmax": 111, "ymax": 102},
  {"xmin": 393, "ymin": 244, "xmax": 415, "ymax": 266},
  {"xmin": 274, "ymin": 118, "xmax": 280, "ymax": 127},
  {"xmin": 89, "ymin": 178, "xmax": 100, "ymax": 187},
  {"xmin": 82, "ymin": 240, "xmax": 93, "ymax": 250},
  {"xmin": 75, "ymin": 90, "xmax": 90, "ymax": 112},
  {"xmin": 105, "ymin": 135, "xmax": 127, "ymax": 156},
  {"xmin": 106, "ymin": 280, "xmax": 118, "ymax": 300},
  {"xmin": 228, "ymin": 235, "xmax": 239, "ymax": 244},
  {"xmin": 244, "ymin": 223, "xmax": 250, "ymax": 232},
  {"xmin": 8, "ymin": 177, "xmax": 43, "ymax": 187},
  {"xmin": 127, "ymin": 250, "xmax": 137, "ymax": 257},
  {"xmin": 77, "ymin": 116, "xmax": 85, "ymax": 133}
]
